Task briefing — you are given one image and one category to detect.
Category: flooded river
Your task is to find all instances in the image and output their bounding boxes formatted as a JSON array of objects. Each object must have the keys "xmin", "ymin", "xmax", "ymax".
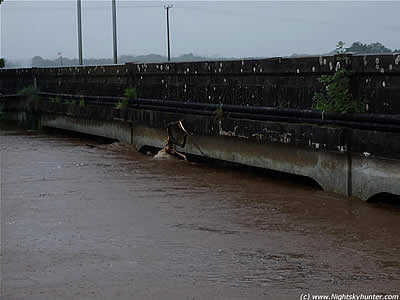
[{"xmin": 1, "ymin": 125, "xmax": 399, "ymax": 299}]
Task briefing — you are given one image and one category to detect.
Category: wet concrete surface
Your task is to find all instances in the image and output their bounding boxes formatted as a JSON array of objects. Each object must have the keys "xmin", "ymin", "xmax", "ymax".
[{"xmin": 1, "ymin": 125, "xmax": 399, "ymax": 299}]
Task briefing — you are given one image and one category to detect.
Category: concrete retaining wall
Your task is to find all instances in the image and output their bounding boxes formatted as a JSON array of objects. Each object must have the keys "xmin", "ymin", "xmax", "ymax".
[{"xmin": 39, "ymin": 114, "xmax": 400, "ymax": 201}]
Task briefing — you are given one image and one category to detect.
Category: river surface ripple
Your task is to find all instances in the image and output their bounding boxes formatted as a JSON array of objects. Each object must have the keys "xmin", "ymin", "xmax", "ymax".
[{"xmin": 1, "ymin": 126, "xmax": 399, "ymax": 299}]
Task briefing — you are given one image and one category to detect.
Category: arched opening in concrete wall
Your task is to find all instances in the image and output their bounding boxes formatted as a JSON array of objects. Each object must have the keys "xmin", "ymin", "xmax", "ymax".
[
  {"xmin": 234, "ymin": 165, "xmax": 324, "ymax": 191},
  {"xmin": 139, "ymin": 144, "xmax": 324, "ymax": 191},
  {"xmin": 367, "ymin": 193, "xmax": 400, "ymax": 206}
]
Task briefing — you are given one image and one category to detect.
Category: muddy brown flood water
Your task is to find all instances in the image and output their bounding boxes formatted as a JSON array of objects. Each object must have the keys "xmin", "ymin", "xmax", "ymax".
[{"xmin": 1, "ymin": 125, "xmax": 399, "ymax": 299}]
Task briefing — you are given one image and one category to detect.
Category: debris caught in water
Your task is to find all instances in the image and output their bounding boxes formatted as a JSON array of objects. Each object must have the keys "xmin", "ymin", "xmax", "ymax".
[{"xmin": 155, "ymin": 120, "xmax": 188, "ymax": 160}]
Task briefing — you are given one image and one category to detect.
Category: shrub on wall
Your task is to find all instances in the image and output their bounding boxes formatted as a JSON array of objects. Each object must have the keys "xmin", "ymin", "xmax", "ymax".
[
  {"xmin": 79, "ymin": 96, "xmax": 85, "ymax": 108},
  {"xmin": 312, "ymin": 42, "xmax": 364, "ymax": 113},
  {"xmin": 116, "ymin": 87, "xmax": 137, "ymax": 110},
  {"xmin": 18, "ymin": 86, "xmax": 40, "ymax": 112},
  {"xmin": 124, "ymin": 87, "xmax": 137, "ymax": 100},
  {"xmin": 116, "ymin": 98, "xmax": 129, "ymax": 110},
  {"xmin": 312, "ymin": 68, "xmax": 364, "ymax": 113}
]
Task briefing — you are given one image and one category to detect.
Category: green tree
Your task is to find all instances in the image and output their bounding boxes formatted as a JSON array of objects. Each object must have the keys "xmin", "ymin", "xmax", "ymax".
[
  {"xmin": 312, "ymin": 69, "xmax": 363, "ymax": 113},
  {"xmin": 368, "ymin": 42, "xmax": 393, "ymax": 54},
  {"xmin": 313, "ymin": 42, "xmax": 364, "ymax": 113},
  {"xmin": 0, "ymin": 58, "xmax": 4, "ymax": 68},
  {"xmin": 336, "ymin": 41, "xmax": 346, "ymax": 54},
  {"xmin": 346, "ymin": 41, "xmax": 393, "ymax": 54}
]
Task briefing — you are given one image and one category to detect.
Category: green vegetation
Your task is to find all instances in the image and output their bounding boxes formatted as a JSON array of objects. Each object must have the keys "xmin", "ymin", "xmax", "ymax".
[
  {"xmin": 336, "ymin": 41, "xmax": 346, "ymax": 54},
  {"xmin": 312, "ymin": 69, "xmax": 363, "ymax": 113},
  {"xmin": 0, "ymin": 58, "xmax": 4, "ymax": 68},
  {"xmin": 346, "ymin": 42, "xmax": 395, "ymax": 54},
  {"xmin": 116, "ymin": 98, "xmax": 129, "ymax": 110},
  {"xmin": 79, "ymin": 96, "xmax": 85, "ymax": 108},
  {"xmin": 50, "ymin": 96, "xmax": 62, "ymax": 104},
  {"xmin": 18, "ymin": 86, "xmax": 41, "ymax": 112},
  {"xmin": 312, "ymin": 42, "xmax": 364, "ymax": 113},
  {"xmin": 18, "ymin": 86, "xmax": 39, "ymax": 98},
  {"xmin": 116, "ymin": 87, "xmax": 137, "ymax": 110},
  {"xmin": 124, "ymin": 87, "xmax": 137, "ymax": 100},
  {"xmin": 215, "ymin": 104, "xmax": 224, "ymax": 122}
]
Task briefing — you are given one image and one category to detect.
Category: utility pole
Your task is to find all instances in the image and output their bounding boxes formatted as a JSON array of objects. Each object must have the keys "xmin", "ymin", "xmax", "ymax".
[
  {"xmin": 77, "ymin": 0, "xmax": 83, "ymax": 65},
  {"xmin": 164, "ymin": 5, "xmax": 173, "ymax": 62},
  {"xmin": 112, "ymin": 0, "xmax": 118, "ymax": 64},
  {"xmin": 1, "ymin": 1, "xmax": 5, "ymax": 68}
]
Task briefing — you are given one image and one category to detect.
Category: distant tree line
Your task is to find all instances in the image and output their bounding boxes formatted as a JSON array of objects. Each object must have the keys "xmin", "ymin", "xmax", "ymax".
[
  {"xmin": 30, "ymin": 53, "xmax": 211, "ymax": 68},
  {"xmin": 346, "ymin": 42, "xmax": 399, "ymax": 54},
  {"xmin": 3, "ymin": 42, "xmax": 399, "ymax": 68}
]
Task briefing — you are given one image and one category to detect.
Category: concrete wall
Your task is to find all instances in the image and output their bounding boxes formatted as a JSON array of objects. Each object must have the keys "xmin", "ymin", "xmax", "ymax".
[
  {"xmin": 40, "ymin": 114, "xmax": 349, "ymax": 195},
  {"xmin": 41, "ymin": 115, "xmax": 132, "ymax": 144},
  {"xmin": 1, "ymin": 54, "xmax": 400, "ymax": 113},
  {"xmin": 38, "ymin": 113, "xmax": 400, "ymax": 201},
  {"xmin": 352, "ymin": 156, "xmax": 400, "ymax": 200},
  {"xmin": 15, "ymin": 98, "xmax": 396, "ymax": 161}
]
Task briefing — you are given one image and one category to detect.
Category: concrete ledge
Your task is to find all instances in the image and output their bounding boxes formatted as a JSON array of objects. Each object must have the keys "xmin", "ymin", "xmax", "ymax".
[
  {"xmin": 6, "ymin": 112, "xmax": 398, "ymax": 201},
  {"xmin": 41, "ymin": 115, "xmax": 132, "ymax": 144},
  {"xmin": 40, "ymin": 114, "xmax": 395, "ymax": 200}
]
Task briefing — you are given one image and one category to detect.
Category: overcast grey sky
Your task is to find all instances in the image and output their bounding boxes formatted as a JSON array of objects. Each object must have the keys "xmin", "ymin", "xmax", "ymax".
[{"xmin": 1, "ymin": 1, "xmax": 400, "ymax": 61}]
